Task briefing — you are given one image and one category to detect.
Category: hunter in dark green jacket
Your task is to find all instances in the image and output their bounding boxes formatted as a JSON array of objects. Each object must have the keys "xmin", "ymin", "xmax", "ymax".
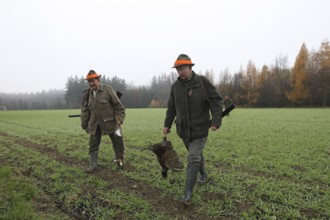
[
  {"xmin": 163, "ymin": 54, "xmax": 224, "ymax": 205},
  {"xmin": 164, "ymin": 72, "xmax": 223, "ymax": 141}
]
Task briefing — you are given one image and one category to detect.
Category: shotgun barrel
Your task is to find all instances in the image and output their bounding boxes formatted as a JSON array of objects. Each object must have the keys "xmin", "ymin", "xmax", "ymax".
[{"xmin": 68, "ymin": 114, "xmax": 81, "ymax": 118}]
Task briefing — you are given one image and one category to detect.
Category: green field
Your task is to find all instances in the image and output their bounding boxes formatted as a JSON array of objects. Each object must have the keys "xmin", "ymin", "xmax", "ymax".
[{"xmin": 0, "ymin": 108, "xmax": 329, "ymax": 219}]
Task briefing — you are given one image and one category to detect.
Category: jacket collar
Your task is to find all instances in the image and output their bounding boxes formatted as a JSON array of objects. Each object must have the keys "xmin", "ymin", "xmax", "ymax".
[
  {"xmin": 98, "ymin": 84, "xmax": 104, "ymax": 91},
  {"xmin": 89, "ymin": 84, "xmax": 104, "ymax": 93},
  {"xmin": 178, "ymin": 71, "xmax": 196, "ymax": 83}
]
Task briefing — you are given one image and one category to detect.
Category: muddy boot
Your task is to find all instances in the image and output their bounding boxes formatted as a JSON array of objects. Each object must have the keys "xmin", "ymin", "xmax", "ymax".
[
  {"xmin": 86, "ymin": 151, "xmax": 98, "ymax": 173},
  {"xmin": 182, "ymin": 163, "xmax": 199, "ymax": 206},
  {"xmin": 198, "ymin": 155, "xmax": 207, "ymax": 184}
]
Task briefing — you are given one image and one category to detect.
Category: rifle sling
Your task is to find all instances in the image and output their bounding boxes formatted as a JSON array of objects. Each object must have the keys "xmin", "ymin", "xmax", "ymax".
[{"xmin": 198, "ymin": 76, "xmax": 210, "ymax": 103}]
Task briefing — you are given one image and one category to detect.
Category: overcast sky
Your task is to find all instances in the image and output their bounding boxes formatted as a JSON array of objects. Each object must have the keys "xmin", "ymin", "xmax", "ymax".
[{"xmin": 0, "ymin": 0, "xmax": 329, "ymax": 93}]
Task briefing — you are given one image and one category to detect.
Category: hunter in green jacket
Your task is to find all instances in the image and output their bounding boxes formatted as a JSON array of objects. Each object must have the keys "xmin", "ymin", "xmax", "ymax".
[
  {"xmin": 81, "ymin": 70, "xmax": 126, "ymax": 172},
  {"xmin": 164, "ymin": 54, "xmax": 224, "ymax": 205}
]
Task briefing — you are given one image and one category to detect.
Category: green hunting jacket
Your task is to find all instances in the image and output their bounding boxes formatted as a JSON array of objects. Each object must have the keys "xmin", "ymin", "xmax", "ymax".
[
  {"xmin": 164, "ymin": 72, "xmax": 224, "ymax": 142},
  {"xmin": 81, "ymin": 84, "xmax": 125, "ymax": 136}
]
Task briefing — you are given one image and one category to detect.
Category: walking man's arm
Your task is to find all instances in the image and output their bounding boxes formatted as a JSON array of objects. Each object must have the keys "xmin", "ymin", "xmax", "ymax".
[
  {"xmin": 203, "ymin": 77, "xmax": 224, "ymax": 130},
  {"xmin": 164, "ymin": 88, "xmax": 176, "ymax": 135}
]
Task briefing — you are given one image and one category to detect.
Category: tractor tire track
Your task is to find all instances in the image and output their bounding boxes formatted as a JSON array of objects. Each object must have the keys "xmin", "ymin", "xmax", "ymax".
[
  {"xmin": 0, "ymin": 143, "xmax": 74, "ymax": 220},
  {"xmin": 211, "ymin": 162, "xmax": 329, "ymax": 189},
  {"xmin": 0, "ymin": 141, "xmax": 127, "ymax": 220},
  {"xmin": 0, "ymin": 131, "xmax": 206, "ymax": 220},
  {"xmin": 2, "ymin": 119, "xmax": 326, "ymax": 189}
]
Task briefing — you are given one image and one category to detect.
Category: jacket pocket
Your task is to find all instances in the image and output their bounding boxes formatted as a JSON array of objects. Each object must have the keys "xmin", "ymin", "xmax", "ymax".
[
  {"xmin": 100, "ymin": 99, "xmax": 110, "ymax": 110},
  {"xmin": 190, "ymin": 118, "xmax": 209, "ymax": 127},
  {"xmin": 190, "ymin": 124, "xmax": 209, "ymax": 139},
  {"xmin": 103, "ymin": 117, "xmax": 115, "ymax": 130},
  {"xmin": 174, "ymin": 117, "xmax": 181, "ymax": 125}
]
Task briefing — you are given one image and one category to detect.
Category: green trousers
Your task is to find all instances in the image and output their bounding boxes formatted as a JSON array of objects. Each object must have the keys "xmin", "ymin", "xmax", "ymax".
[{"xmin": 89, "ymin": 126, "xmax": 125, "ymax": 160}]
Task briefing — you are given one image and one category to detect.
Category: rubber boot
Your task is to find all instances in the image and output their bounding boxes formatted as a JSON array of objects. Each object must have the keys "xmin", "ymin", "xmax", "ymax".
[
  {"xmin": 182, "ymin": 163, "xmax": 199, "ymax": 206},
  {"xmin": 198, "ymin": 154, "xmax": 207, "ymax": 184},
  {"xmin": 86, "ymin": 151, "xmax": 98, "ymax": 173}
]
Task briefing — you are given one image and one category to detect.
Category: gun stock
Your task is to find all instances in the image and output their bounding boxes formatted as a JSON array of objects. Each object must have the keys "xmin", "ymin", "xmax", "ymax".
[
  {"xmin": 208, "ymin": 103, "xmax": 236, "ymax": 127},
  {"xmin": 222, "ymin": 103, "xmax": 236, "ymax": 118}
]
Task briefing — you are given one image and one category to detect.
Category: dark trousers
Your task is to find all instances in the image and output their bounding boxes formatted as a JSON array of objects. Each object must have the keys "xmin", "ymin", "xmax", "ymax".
[{"xmin": 89, "ymin": 126, "xmax": 125, "ymax": 160}]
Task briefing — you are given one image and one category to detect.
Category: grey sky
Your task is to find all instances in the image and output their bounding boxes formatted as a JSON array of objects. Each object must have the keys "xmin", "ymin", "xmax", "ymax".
[{"xmin": 0, "ymin": 0, "xmax": 329, "ymax": 93}]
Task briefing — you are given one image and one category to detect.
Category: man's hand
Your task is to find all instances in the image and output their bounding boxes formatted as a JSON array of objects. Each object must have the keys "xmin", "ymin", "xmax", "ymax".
[
  {"xmin": 211, "ymin": 126, "xmax": 219, "ymax": 131},
  {"xmin": 163, "ymin": 127, "xmax": 171, "ymax": 135},
  {"xmin": 115, "ymin": 116, "xmax": 122, "ymax": 125}
]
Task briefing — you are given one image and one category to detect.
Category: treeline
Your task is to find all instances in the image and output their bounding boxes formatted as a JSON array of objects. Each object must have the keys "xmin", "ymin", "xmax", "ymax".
[
  {"xmin": 65, "ymin": 75, "xmax": 127, "ymax": 108},
  {"xmin": 125, "ymin": 39, "xmax": 329, "ymax": 108},
  {"xmin": 123, "ymin": 73, "xmax": 178, "ymax": 108},
  {"xmin": 63, "ymin": 73, "xmax": 177, "ymax": 108},
  {"xmin": 218, "ymin": 40, "xmax": 330, "ymax": 107},
  {"xmin": 1, "ymin": 39, "xmax": 329, "ymax": 110},
  {"xmin": 0, "ymin": 90, "xmax": 66, "ymax": 110}
]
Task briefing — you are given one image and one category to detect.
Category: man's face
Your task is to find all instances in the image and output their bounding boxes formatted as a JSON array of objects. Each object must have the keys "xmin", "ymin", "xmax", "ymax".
[
  {"xmin": 176, "ymin": 65, "xmax": 192, "ymax": 80},
  {"xmin": 88, "ymin": 78, "xmax": 100, "ymax": 90}
]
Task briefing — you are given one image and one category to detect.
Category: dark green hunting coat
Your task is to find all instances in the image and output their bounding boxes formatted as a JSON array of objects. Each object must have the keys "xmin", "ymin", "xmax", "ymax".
[
  {"xmin": 164, "ymin": 72, "xmax": 224, "ymax": 142},
  {"xmin": 81, "ymin": 84, "xmax": 125, "ymax": 136}
]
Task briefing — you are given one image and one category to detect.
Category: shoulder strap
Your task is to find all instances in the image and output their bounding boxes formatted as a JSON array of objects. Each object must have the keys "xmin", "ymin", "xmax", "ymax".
[{"xmin": 197, "ymin": 75, "xmax": 209, "ymax": 102}]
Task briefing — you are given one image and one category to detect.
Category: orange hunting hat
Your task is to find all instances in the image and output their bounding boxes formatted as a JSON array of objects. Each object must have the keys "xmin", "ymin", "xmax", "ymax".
[
  {"xmin": 172, "ymin": 54, "xmax": 195, "ymax": 68},
  {"xmin": 85, "ymin": 70, "xmax": 101, "ymax": 80}
]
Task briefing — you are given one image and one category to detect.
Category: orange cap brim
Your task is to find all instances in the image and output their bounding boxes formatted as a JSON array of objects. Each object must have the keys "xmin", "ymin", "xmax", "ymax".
[
  {"xmin": 86, "ymin": 74, "xmax": 101, "ymax": 80},
  {"xmin": 172, "ymin": 60, "xmax": 194, "ymax": 68}
]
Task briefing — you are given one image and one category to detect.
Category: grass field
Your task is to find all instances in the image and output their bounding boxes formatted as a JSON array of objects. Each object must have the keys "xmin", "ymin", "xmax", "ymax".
[{"xmin": 0, "ymin": 108, "xmax": 329, "ymax": 219}]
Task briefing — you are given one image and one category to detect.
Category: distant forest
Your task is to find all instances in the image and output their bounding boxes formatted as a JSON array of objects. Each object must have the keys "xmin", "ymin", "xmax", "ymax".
[{"xmin": 1, "ymin": 40, "xmax": 329, "ymax": 110}]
